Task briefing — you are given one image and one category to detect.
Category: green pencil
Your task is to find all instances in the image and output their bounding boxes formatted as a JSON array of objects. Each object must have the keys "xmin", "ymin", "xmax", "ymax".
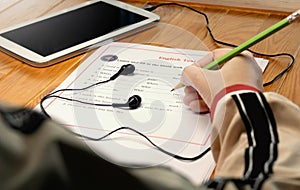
[{"xmin": 171, "ymin": 9, "xmax": 300, "ymax": 91}]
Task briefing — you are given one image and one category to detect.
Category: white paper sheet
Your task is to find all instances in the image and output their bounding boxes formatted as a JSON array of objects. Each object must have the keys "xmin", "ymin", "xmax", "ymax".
[{"xmin": 38, "ymin": 42, "xmax": 268, "ymax": 185}]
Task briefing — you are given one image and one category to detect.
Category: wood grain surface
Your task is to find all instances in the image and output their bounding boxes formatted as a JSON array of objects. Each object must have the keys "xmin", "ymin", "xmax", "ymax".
[{"xmin": 0, "ymin": 0, "xmax": 299, "ymax": 108}]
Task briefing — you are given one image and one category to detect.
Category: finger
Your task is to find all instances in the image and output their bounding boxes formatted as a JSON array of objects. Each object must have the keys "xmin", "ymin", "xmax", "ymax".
[
  {"xmin": 181, "ymin": 64, "xmax": 213, "ymax": 93},
  {"xmin": 193, "ymin": 52, "xmax": 214, "ymax": 68},
  {"xmin": 184, "ymin": 86, "xmax": 199, "ymax": 95},
  {"xmin": 181, "ymin": 64, "xmax": 205, "ymax": 87},
  {"xmin": 183, "ymin": 89, "xmax": 209, "ymax": 113},
  {"xmin": 183, "ymin": 91, "xmax": 201, "ymax": 106},
  {"xmin": 189, "ymin": 99, "xmax": 209, "ymax": 114}
]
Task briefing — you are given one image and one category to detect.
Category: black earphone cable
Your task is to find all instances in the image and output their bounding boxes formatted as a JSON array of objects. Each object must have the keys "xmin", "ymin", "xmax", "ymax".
[
  {"xmin": 40, "ymin": 78, "xmax": 110, "ymax": 118},
  {"xmin": 73, "ymin": 126, "xmax": 211, "ymax": 161},
  {"xmin": 145, "ymin": 2, "xmax": 295, "ymax": 87},
  {"xmin": 40, "ymin": 67, "xmax": 210, "ymax": 162}
]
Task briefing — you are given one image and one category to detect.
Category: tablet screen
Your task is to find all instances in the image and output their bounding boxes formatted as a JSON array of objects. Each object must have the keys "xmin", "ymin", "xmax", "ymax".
[{"xmin": 1, "ymin": 1, "xmax": 147, "ymax": 56}]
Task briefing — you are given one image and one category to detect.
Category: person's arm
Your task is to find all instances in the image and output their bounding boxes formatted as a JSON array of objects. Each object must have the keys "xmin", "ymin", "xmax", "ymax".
[
  {"xmin": 181, "ymin": 49, "xmax": 300, "ymax": 189},
  {"xmin": 181, "ymin": 48, "xmax": 263, "ymax": 114}
]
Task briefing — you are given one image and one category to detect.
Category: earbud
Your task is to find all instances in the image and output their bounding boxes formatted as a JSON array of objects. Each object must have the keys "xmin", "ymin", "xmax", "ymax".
[
  {"xmin": 110, "ymin": 64, "xmax": 135, "ymax": 80},
  {"xmin": 112, "ymin": 95, "xmax": 142, "ymax": 109},
  {"xmin": 120, "ymin": 64, "xmax": 135, "ymax": 75},
  {"xmin": 40, "ymin": 64, "xmax": 140, "ymax": 119}
]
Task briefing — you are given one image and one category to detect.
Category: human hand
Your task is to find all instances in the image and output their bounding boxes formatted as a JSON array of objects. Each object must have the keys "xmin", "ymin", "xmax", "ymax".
[{"xmin": 181, "ymin": 48, "xmax": 263, "ymax": 113}]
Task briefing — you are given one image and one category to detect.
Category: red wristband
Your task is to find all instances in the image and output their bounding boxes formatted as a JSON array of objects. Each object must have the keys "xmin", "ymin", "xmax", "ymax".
[{"xmin": 210, "ymin": 84, "xmax": 261, "ymax": 120}]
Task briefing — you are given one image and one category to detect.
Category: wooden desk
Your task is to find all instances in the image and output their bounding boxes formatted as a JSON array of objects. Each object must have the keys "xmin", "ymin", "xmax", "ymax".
[{"xmin": 0, "ymin": 0, "xmax": 299, "ymax": 108}]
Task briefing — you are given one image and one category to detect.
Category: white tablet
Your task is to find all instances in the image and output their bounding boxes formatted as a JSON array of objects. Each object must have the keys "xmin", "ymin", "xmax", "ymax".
[{"xmin": 0, "ymin": 0, "xmax": 160, "ymax": 67}]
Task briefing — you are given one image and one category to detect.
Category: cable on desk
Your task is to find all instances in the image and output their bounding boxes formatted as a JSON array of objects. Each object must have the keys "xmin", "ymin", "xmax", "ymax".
[
  {"xmin": 40, "ymin": 73, "xmax": 211, "ymax": 162},
  {"xmin": 145, "ymin": 2, "xmax": 295, "ymax": 87},
  {"xmin": 75, "ymin": 126, "xmax": 211, "ymax": 161}
]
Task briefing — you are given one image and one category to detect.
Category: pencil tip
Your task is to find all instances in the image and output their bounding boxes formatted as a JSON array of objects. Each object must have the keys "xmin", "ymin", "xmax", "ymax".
[{"xmin": 170, "ymin": 89, "xmax": 174, "ymax": 92}]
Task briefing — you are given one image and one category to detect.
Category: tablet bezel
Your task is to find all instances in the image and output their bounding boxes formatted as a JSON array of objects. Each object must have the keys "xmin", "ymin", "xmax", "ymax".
[{"xmin": 0, "ymin": 0, "xmax": 160, "ymax": 67}]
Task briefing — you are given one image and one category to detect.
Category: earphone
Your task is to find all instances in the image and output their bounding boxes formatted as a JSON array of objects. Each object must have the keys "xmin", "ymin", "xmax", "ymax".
[
  {"xmin": 112, "ymin": 95, "xmax": 142, "ymax": 109},
  {"xmin": 40, "ymin": 64, "xmax": 141, "ymax": 118},
  {"xmin": 110, "ymin": 64, "xmax": 135, "ymax": 80},
  {"xmin": 39, "ymin": 64, "xmax": 211, "ymax": 162}
]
